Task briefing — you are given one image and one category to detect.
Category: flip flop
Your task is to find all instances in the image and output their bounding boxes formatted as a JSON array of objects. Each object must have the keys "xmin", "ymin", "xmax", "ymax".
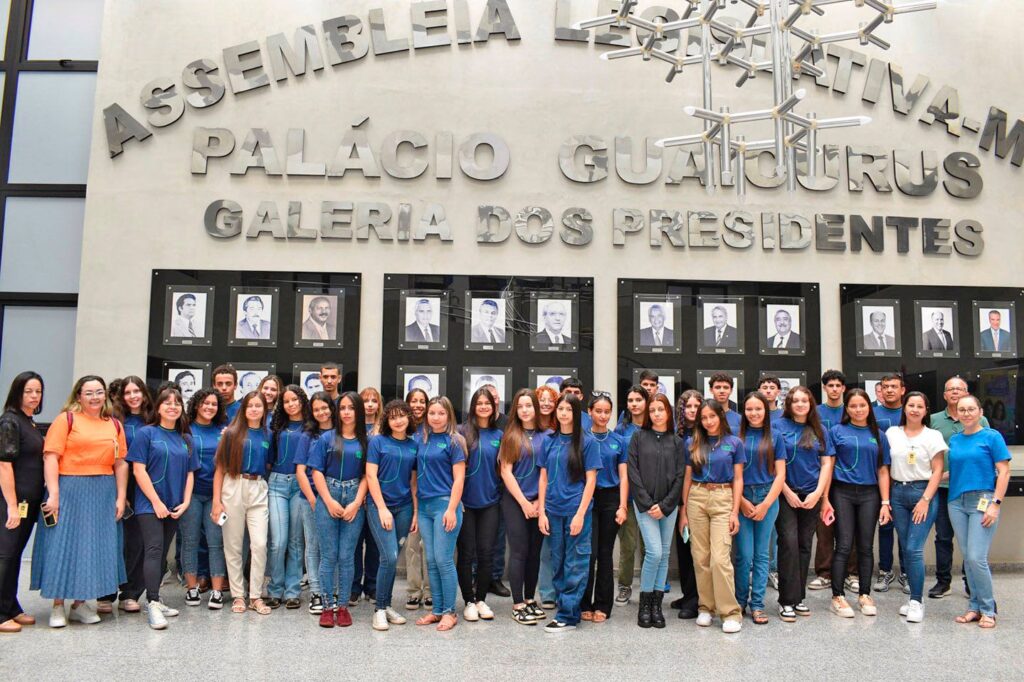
[
  {"xmin": 955, "ymin": 610, "xmax": 981, "ymax": 624},
  {"xmin": 437, "ymin": 614, "xmax": 458, "ymax": 631},
  {"xmin": 978, "ymin": 615, "xmax": 996, "ymax": 629},
  {"xmin": 416, "ymin": 613, "xmax": 442, "ymax": 626}
]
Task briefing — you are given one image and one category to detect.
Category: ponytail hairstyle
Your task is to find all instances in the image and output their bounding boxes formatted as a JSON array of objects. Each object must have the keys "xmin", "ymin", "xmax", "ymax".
[
  {"xmin": 899, "ymin": 391, "xmax": 931, "ymax": 428},
  {"xmin": 739, "ymin": 391, "xmax": 776, "ymax": 471},
  {"xmin": 688, "ymin": 399, "xmax": 730, "ymax": 474},
  {"xmin": 783, "ymin": 386, "xmax": 826, "ymax": 453},
  {"xmin": 216, "ymin": 391, "xmax": 267, "ymax": 477},
  {"xmin": 554, "ymin": 393, "xmax": 584, "ymax": 482},
  {"xmin": 337, "ymin": 391, "xmax": 368, "ymax": 477},
  {"xmin": 841, "ymin": 388, "xmax": 885, "ymax": 466},
  {"xmin": 500, "ymin": 389, "xmax": 539, "ymax": 467}
]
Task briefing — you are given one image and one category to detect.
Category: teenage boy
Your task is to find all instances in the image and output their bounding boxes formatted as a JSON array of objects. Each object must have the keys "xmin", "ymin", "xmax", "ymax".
[
  {"xmin": 213, "ymin": 364, "xmax": 239, "ymax": 420},
  {"xmin": 872, "ymin": 373, "xmax": 906, "ymax": 594},
  {"xmin": 709, "ymin": 372, "xmax": 741, "ymax": 432},
  {"xmin": 758, "ymin": 375, "xmax": 784, "ymax": 424},
  {"xmin": 319, "ymin": 362, "xmax": 341, "ymax": 404}
]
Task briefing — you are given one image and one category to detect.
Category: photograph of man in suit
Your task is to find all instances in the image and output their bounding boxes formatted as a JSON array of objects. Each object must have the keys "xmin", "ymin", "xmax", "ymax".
[
  {"xmin": 980, "ymin": 310, "xmax": 1012, "ymax": 352},
  {"xmin": 407, "ymin": 374, "xmax": 435, "ymax": 395},
  {"xmin": 471, "ymin": 299, "xmax": 506, "ymax": 344},
  {"xmin": 405, "ymin": 298, "xmax": 441, "ymax": 343},
  {"xmin": 922, "ymin": 310, "xmax": 954, "ymax": 351},
  {"xmin": 303, "ymin": 372, "xmax": 323, "ymax": 397},
  {"xmin": 535, "ymin": 300, "xmax": 572, "ymax": 346},
  {"xmin": 639, "ymin": 303, "xmax": 674, "ymax": 347},
  {"xmin": 702, "ymin": 305, "xmax": 737, "ymax": 348},
  {"xmin": 173, "ymin": 370, "xmax": 198, "ymax": 404},
  {"xmin": 301, "ymin": 296, "xmax": 335, "ymax": 341},
  {"xmin": 170, "ymin": 293, "xmax": 203, "ymax": 338},
  {"xmin": 767, "ymin": 308, "xmax": 801, "ymax": 349},
  {"xmin": 862, "ymin": 310, "xmax": 896, "ymax": 350},
  {"xmin": 236, "ymin": 295, "xmax": 271, "ymax": 340}
]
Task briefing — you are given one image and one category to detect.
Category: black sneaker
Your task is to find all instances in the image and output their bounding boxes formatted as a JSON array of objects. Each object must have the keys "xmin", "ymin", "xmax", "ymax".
[
  {"xmin": 308, "ymin": 594, "xmax": 324, "ymax": 615},
  {"xmin": 405, "ymin": 596, "xmax": 421, "ymax": 610},
  {"xmin": 794, "ymin": 602, "xmax": 810, "ymax": 616},
  {"xmin": 423, "ymin": 598, "xmax": 433, "ymax": 608},
  {"xmin": 778, "ymin": 604, "xmax": 797, "ymax": 622},
  {"xmin": 544, "ymin": 620, "xmax": 575, "ymax": 633},
  {"xmin": 265, "ymin": 597, "xmax": 282, "ymax": 610},
  {"xmin": 348, "ymin": 597, "xmax": 359, "ymax": 607},
  {"xmin": 525, "ymin": 601, "xmax": 546, "ymax": 620},
  {"xmin": 208, "ymin": 590, "xmax": 224, "ymax": 610},
  {"xmin": 489, "ymin": 581, "xmax": 511, "ymax": 598},
  {"xmin": 928, "ymin": 582, "xmax": 951, "ymax": 599},
  {"xmin": 512, "ymin": 607, "xmax": 537, "ymax": 625},
  {"xmin": 184, "ymin": 588, "xmax": 201, "ymax": 607}
]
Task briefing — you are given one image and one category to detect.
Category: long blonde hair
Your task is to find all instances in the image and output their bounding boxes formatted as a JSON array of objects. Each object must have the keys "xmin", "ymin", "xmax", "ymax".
[{"xmin": 63, "ymin": 375, "xmax": 115, "ymax": 419}]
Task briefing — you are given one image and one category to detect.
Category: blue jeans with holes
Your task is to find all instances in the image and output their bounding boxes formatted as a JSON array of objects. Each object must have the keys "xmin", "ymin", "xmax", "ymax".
[
  {"xmin": 947, "ymin": 491, "xmax": 999, "ymax": 617},
  {"xmin": 891, "ymin": 480, "xmax": 937, "ymax": 603},
  {"xmin": 267, "ymin": 473, "xmax": 305, "ymax": 599},
  {"xmin": 634, "ymin": 503, "xmax": 678, "ymax": 593},
  {"xmin": 734, "ymin": 485, "xmax": 780, "ymax": 612},
  {"xmin": 418, "ymin": 496, "xmax": 463, "ymax": 616},
  {"xmin": 315, "ymin": 478, "xmax": 364, "ymax": 609},
  {"xmin": 179, "ymin": 493, "xmax": 226, "ymax": 578},
  {"xmin": 367, "ymin": 499, "xmax": 414, "ymax": 610},
  {"xmin": 548, "ymin": 510, "xmax": 593, "ymax": 625}
]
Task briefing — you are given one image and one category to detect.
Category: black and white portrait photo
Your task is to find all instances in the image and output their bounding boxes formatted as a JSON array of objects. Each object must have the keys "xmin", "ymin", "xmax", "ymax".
[
  {"xmin": 167, "ymin": 367, "xmax": 202, "ymax": 405},
  {"xmin": 974, "ymin": 301, "xmax": 1017, "ymax": 358},
  {"xmin": 530, "ymin": 294, "xmax": 579, "ymax": 352},
  {"xmin": 399, "ymin": 291, "xmax": 448, "ymax": 350},
  {"xmin": 915, "ymin": 301, "xmax": 959, "ymax": 358},
  {"xmin": 634, "ymin": 295, "xmax": 682, "ymax": 354},
  {"xmin": 292, "ymin": 363, "xmax": 333, "ymax": 399},
  {"xmin": 465, "ymin": 294, "xmax": 513, "ymax": 351},
  {"xmin": 855, "ymin": 299, "xmax": 901, "ymax": 357},
  {"xmin": 398, "ymin": 366, "xmax": 447, "ymax": 399},
  {"xmin": 529, "ymin": 368, "xmax": 577, "ymax": 391},
  {"xmin": 464, "ymin": 367, "xmax": 514, "ymax": 414},
  {"xmin": 632, "ymin": 368, "xmax": 681, "ymax": 401},
  {"xmin": 162, "ymin": 285, "xmax": 214, "ymax": 347},
  {"xmin": 761, "ymin": 301, "xmax": 804, "ymax": 355},
  {"xmin": 698, "ymin": 298, "xmax": 743, "ymax": 354},
  {"xmin": 229, "ymin": 287, "xmax": 279, "ymax": 347},
  {"xmin": 236, "ymin": 370, "xmax": 268, "ymax": 400}
]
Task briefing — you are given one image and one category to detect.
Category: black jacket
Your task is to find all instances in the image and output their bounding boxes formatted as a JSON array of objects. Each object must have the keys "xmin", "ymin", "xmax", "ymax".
[{"xmin": 627, "ymin": 429, "xmax": 685, "ymax": 514}]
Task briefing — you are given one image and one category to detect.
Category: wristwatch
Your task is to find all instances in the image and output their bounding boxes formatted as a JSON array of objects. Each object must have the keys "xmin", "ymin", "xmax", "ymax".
[{"xmin": 992, "ymin": 498, "xmax": 1002, "ymax": 506}]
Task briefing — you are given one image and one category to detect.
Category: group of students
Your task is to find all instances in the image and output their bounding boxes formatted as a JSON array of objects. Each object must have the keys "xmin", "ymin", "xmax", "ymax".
[{"xmin": 0, "ymin": 364, "xmax": 1011, "ymax": 634}]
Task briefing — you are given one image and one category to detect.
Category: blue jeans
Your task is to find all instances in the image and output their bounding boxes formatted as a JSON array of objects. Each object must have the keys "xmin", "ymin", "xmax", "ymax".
[
  {"xmin": 366, "ymin": 500, "xmax": 414, "ymax": 610},
  {"xmin": 267, "ymin": 473, "xmax": 305, "ymax": 599},
  {"xmin": 768, "ymin": 527, "xmax": 778, "ymax": 573},
  {"xmin": 179, "ymin": 493, "xmax": 226, "ymax": 578},
  {"xmin": 891, "ymin": 480, "xmax": 937, "ymax": 602},
  {"xmin": 877, "ymin": 518, "xmax": 905, "ymax": 574},
  {"xmin": 548, "ymin": 511, "xmax": 592, "ymax": 625},
  {"xmin": 351, "ymin": 518, "xmax": 379, "ymax": 596},
  {"xmin": 948, "ymin": 491, "xmax": 999, "ymax": 616},
  {"xmin": 634, "ymin": 503, "xmax": 678, "ymax": 593},
  {"xmin": 538, "ymin": 538, "xmax": 555, "ymax": 602},
  {"xmin": 418, "ymin": 496, "xmax": 463, "ymax": 616},
  {"xmin": 315, "ymin": 478, "xmax": 364, "ymax": 609},
  {"xmin": 735, "ymin": 485, "xmax": 780, "ymax": 611},
  {"xmin": 299, "ymin": 498, "xmax": 321, "ymax": 595}
]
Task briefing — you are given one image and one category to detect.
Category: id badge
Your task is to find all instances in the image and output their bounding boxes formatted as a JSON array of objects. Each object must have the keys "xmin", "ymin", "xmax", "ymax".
[
  {"xmin": 17, "ymin": 501, "xmax": 28, "ymax": 518},
  {"xmin": 976, "ymin": 496, "xmax": 990, "ymax": 513},
  {"xmin": 906, "ymin": 448, "xmax": 917, "ymax": 467}
]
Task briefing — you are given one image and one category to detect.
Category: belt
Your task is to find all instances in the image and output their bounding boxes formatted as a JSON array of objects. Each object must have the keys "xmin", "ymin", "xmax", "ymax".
[
  {"xmin": 694, "ymin": 482, "xmax": 731, "ymax": 490},
  {"xmin": 240, "ymin": 473, "xmax": 262, "ymax": 481}
]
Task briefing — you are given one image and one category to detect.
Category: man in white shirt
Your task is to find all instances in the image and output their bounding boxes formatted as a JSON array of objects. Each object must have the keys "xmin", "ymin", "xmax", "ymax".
[
  {"xmin": 535, "ymin": 300, "xmax": 572, "ymax": 345},
  {"xmin": 766, "ymin": 309, "xmax": 801, "ymax": 349}
]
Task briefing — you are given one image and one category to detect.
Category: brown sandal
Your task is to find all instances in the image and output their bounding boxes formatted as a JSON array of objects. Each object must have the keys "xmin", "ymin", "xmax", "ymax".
[
  {"xmin": 416, "ymin": 613, "xmax": 442, "ymax": 626},
  {"xmin": 437, "ymin": 614, "xmax": 458, "ymax": 631},
  {"xmin": 978, "ymin": 615, "xmax": 996, "ymax": 629},
  {"xmin": 249, "ymin": 598, "xmax": 271, "ymax": 615},
  {"xmin": 581, "ymin": 611, "xmax": 593, "ymax": 621},
  {"xmin": 592, "ymin": 610, "xmax": 607, "ymax": 623},
  {"xmin": 955, "ymin": 610, "xmax": 981, "ymax": 624},
  {"xmin": 752, "ymin": 609, "xmax": 769, "ymax": 625},
  {"xmin": 231, "ymin": 598, "xmax": 246, "ymax": 613}
]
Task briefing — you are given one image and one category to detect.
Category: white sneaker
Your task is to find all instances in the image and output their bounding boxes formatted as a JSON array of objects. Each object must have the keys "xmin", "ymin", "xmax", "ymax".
[
  {"xmin": 384, "ymin": 607, "xmax": 406, "ymax": 625},
  {"xmin": 858, "ymin": 595, "xmax": 877, "ymax": 616},
  {"xmin": 151, "ymin": 600, "xmax": 179, "ymax": 618},
  {"xmin": 69, "ymin": 602, "xmax": 100, "ymax": 625},
  {"xmin": 476, "ymin": 601, "xmax": 494, "ymax": 620},
  {"xmin": 807, "ymin": 576, "xmax": 831, "ymax": 590},
  {"xmin": 899, "ymin": 602, "xmax": 910, "ymax": 617},
  {"xmin": 49, "ymin": 604, "xmax": 67, "ymax": 628},
  {"xmin": 463, "ymin": 602, "xmax": 479, "ymax": 621},
  {"xmin": 906, "ymin": 600, "xmax": 924, "ymax": 623},
  {"xmin": 722, "ymin": 619, "xmax": 742, "ymax": 633},
  {"xmin": 372, "ymin": 609, "xmax": 390, "ymax": 631},
  {"xmin": 696, "ymin": 612, "xmax": 713, "ymax": 627},
  {"xmin": 147, "ymin": 602, "xmax": 168, "ymax": 630},
  {"xmin": 830, "ymin": 596, "xmax": 854, "ymax": 618}
]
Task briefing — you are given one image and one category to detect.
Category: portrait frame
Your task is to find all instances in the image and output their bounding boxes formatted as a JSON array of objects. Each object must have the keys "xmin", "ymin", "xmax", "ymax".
[
  {"xmin": 162, "ymin": 361, "xmax": 211, "ymax": 408},
  {"xmin": 631, "ymin": 368, "xmax": 682, "ymax": 402},
  {"xmin": 464, "ymin": 291, "xmax": 514, "ymax": 352},
  {"xmin": 914, "ymin": 300, "xmax": 960, "ymax": 359},
  {"xmin": 528, "ymin": 367, "xmax": 578, "ymax": 391},
  {"xmin": 857, "ymin": 372, "xmax": 889, "ymax": 403},
  {"xmin": 696, "ymin": 296, "xmax": 745, "ymax": 355},
  {"xmin": 697, "ymin": 369, "xmax": 745, "ymax": 409},
  {"xmin": 463, "ymin": 366, "xmax": 514, "ymax": 415},
  {"xmin": 232, "ymin": 363, "xmax": 277, "ymax": 401},
  {"xmin": 398, "ymin": 289, "xmax": 449, "ymax": 351},
  {"xmin": 294, "ymin": 288, "xmax": 345, "ymax": 349},
  {"xmin": 758, "ymin": 371, "xmax": 808, "ymax": 411},
  {"xmin": 632, "ymin": 294, "xmax": 683, "ymax": 354},
  {"xmin": 855, "ymin": 298, "xmax": 902, "ymax": 357},
  {"xmin": 163, "ymin": 285, "xmax": 214, "ymax": 347},
  {"xmin": 973, "ymin": 300, "xmax": 1018, "ymax": 359},
  {"xmin": 529, "ymin": 291, "xmax": 579, "ymax": 352},
  {"xmin": 759, "ymin": 297, "xmax": 806, "ymax": 357},
  {"xmin": 292, "ymin": 363, "xmax": 339, "ymax": 399},
  {"xmin": 397, "ymin": 365, "xmax": 447, "ymax": 400},
  {"xmin": 228, "ymin": 286, "xmax": 280, "ymax": 348}
]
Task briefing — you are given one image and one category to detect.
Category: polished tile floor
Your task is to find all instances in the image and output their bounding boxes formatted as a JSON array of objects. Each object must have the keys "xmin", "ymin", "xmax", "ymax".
[{"xmin": 3, "ymin": 569, "xmax": 1018, "ymax": 680}]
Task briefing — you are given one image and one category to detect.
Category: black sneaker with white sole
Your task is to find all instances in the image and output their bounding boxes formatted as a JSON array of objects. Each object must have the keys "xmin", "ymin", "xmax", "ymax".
[
  {"xmin": 208, "ymin": 590, "xmax": 224, "ymax": 610},
  {"xmin": 512, "ymin": 607, "xmax": 537, "ymax": 625},
  {"xmin": 525, "ymin": 602, "xmax": 546, "ymax": 620},
  {"xmin": 928, "ymin": 582, "xmax": 951, "ymax": 599},
  {"xmin": 308, "ymin": 594, "xmax": 324, "ymax": 615},
  {"xmin": 184, "ymin": 588, "xmax": 201, "ymax": 606},
  {"xmin": 544, "ymin": 620, "xmax": 575, "ymax": 632}
]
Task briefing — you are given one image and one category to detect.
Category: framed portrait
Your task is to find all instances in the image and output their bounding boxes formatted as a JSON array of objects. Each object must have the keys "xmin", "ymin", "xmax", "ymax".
[
  {"xmin": 162, "ymin": 361, "xmax": 211, "ymax": 407},
  {"xmin": 292, "ymin": 363, "xmax": 337, "ymax": 399},
  {"xmin": 228, "ymin": 287, "xmax": 279, "ymax": 348},
  {"xmin": 529, "ymin": 292, "xmax": 579, "ymax": 352},
  {"xmin": 294, "ymin": 288, "xmax": 344, "ymax": 349},
  {"xmin": 697, "ymin": 369, "xmax": 745, "ymax": 409},
  {"xmin": 758, "ymin": 371, "xmax": 807, "ymax": 411},
  {"xmin": 232, "ymin": 363, "xmax": 277, "ymax": 401},
  {"xmin": 463, "ymin": 367, "xmax": 513, "ymax": 414},
  {"xmin": 464, "ymin": 291, "xmax": 514, "ymax": 351},
  {"xmin": 855, "ymin": 298, "xmax": 901, "ymax": 357},
  {"xmin": 759, "ymin": 297, "xmax": 806, "ymax": 356},
  {"xmin": 914, "ymin": 300, "xmax": 960, "ymax": 359},
  {"xmin": 696, "ymin": 296, "xmax": 745, "ymax": 355},
  {"xmin": 398, "ymin": 290, "xmax": 449, "ymax": 351},
  {"xmin": 632, "ymin": 294, "xmax": 682, "ymax": 354},
  {"xmin": 973, "ymin": 300, "xmax": 1018, "ymax": 359},
  {"xmin": 528, "ymin": 367, "xmax": 577, "ymax": 391},
  {"xmin": 162, "ymin": 285, "xmax": 214, "ymax": 346},
  {"xmin": 858, "ymin": 372, "xmax": 889, "ymax": 403},
  {"xmin": 632, "ymin": 368, "xmax": 682, "ymax": 401},
  {"xmin": 397, "ymin": 365, "xmax": 447, "ymax": 400}
]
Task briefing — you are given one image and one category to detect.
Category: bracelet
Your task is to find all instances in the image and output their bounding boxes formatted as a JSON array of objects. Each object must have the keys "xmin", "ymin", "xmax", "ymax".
[
  {"xmin": 921, "ymin": 495, "xmax": 931, "ymax": 503},
  {"xmin": 880, "ymin": 500, "xmax": 891, "ymax": 506}
]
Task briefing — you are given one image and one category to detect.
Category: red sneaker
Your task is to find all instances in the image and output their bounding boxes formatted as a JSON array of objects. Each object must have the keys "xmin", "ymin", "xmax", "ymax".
[
  {"xmin": 335, "ymin": 607, "xmax": 353, "ymax": 627},
  {"xmin": 319, "ymin": 608, "xmax": 336, "ymax": 628}
]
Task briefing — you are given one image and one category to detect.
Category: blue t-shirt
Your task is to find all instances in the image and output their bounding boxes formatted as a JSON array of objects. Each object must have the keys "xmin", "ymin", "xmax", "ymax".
[
  {"xmin": 508, "ymin": 429, "xmax": 547, "ymax": 501},
  {"xmin": 189, "ymin": 422, "xmax": 222, "ymax": 497},
  {"xmin": 123, "ymin": 414, "xmax": 146, "ymax": 449},
  {"xmin": 416, "ymin": 432, "xmax": 467, "ymax": 500},
  {"xmin": 686, "ymin": 434, "xmax": 743, "ymax": 484},
  {"xmin": 307, "ymin": 434, "xmax": 364, "ymax": 482},
  {"xmin": 367, "ymin": 434, "xmax": 418, "ymax": 508},
  {"xmin": 581, "ymin": 412, "xmax": 593, "ymax": 431},
  {"xmin": 740, "ymin": 428, "xmax": 786, "ymax": 487},
  {"xmin": 817, "ymin": 403, "xmax": 845, "ymax": 430},
  {"xmin": 538, "ymin": 433, "xmax": 602, "ymax": 516},
  {"xmin": 126, "ymin": 426, "xmax": 199, "ymax": 515},
  {"xmin": 271, "ymin": 421, "xmax": 310, "ymax": 475},
  {"xmin": 830, "ymin": 424, "xmax": 891, "ymax": 486},
  {"xmin": 615, "ymin": 420, "xmax": 641, "ymax": 442},
  {"xmin": 461, "ymin": 427, "xmax": 502, "ymax": 509},
  {"xmin": 293, "ymin": 428, "xmax": 326, "ymax": 487},
  {"xmin": 768, "ymin": 409, "xmax": 784, "ymax": 426},
  {"xmin": 236, "ymin": 427, "xmax": 272, "ymax": 476},
  {"xmin": 872, "ymin": 404, "xmax": 903, "ymax": 432},
  {"xmin": 724, "ymin": 410, "xmax": 742, "ymax": 434},
  {"xmin": 948, "ymin": 428, "xmax": 1012, "ymax": 500},
  {"xmin": 589, "ymin": 429, "xmax": 627, "ymax": 489},
  {"xmin": 776, "ymin": 418, "xmax": 834, "ymax": 493},
  {"xmin": 225, "ymin": 400, "xmax": 241, "ymax": 422}
]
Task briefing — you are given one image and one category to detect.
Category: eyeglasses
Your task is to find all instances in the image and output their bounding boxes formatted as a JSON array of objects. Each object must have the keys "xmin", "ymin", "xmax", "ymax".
[
  {"xmin": 81, "ymin": 390, "xmax": 106, "ymax": 398},
  {"xmin": 957, "ymin": 406, "xmax": 980, "ymax": 414},
  {"xmin": 591, "ymin": 391, "xmax": 611, "ymax": 399}
]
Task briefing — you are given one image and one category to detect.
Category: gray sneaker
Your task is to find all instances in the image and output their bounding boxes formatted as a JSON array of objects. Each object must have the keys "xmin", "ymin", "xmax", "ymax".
[
  {"xmin": 147, "ymin": 602, "xmax": 168, "ymax": 630},
  {"xmin": 615, "ymin": 585, "xmax": 632, "ymax": 605},
  {"xmin": 844, "ymin": 576, "xmax": 860, "ymax": 593},
  {"xmin": 873, "ymin": 570, "xmax": 894, "ymax": 593},
  {"xmin": 898, "ymin": 573, "xmax": 910, "ymax": 594},
  {"xmin": 767, "ymin": 572, "xmax": 779, "ymax": 591}
]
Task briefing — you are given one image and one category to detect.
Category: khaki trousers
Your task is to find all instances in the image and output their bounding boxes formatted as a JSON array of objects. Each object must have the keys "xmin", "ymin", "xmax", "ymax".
[
  {"xmin": 222, "ymin": 475, "xmax": 269, "ymax": 600},
  {"xmin": 616, "ymin": 505, "xmax": 645, "ymax": 587},
  {"xmin": 405, "ymin": 530, "xmax": 432, "ymax": 598},
  {"xmin": 687, "ymin": 485, "xmax": 741, "ymax": 621}
]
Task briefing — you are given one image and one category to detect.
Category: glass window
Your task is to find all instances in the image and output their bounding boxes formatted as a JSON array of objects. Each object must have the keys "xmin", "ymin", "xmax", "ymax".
[
  {"xmin": 0, "ymin": 0, "xmax": 10, "ymax": 57},
  {"xmin": 0, "ymin": 306, "xmax": 77, "ymax": 423},
  {"xmin": 8, "ymin": 72, "xmax": 97, "ymax": 184},
  {"xmin": 0, "ymin": 197, "xmax": 85, "ymax": 293},
  {"xmin": 27, "ymin": 0, "xmax": 104, "ymax": 61}
]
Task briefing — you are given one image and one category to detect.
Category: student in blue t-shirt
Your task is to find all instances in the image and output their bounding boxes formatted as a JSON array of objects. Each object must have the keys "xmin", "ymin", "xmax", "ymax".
[
  {"xmin": 613, "ymin": 386, "xmax": 648, "ymax": 609},
  {"xmin": 403, "ymin": 388, "xmax": 432, "ymax": 612},
  {"xmin": 734, "ymin": 392, "xmax": 786, "ymax": 625},
  {"xmin": 456, "ymin": 388, "xmax": 503, "ymax": 623},
  {"xmin": 366, "ymin": 400, "xmax": 419, "ymax": 631},
  {"xmin": 538, "ymin": 394, "xmax": 601, "ymax": 632},
  {"xmin": 309, "ymin": 392, "xmax": 369, "ymax": 629},
  {"xmin": 127, "ymin": 387, "xmax": 199, "ymax": 630},
  {"xmin": 180, "ymin": 389, "xmax": 227, "ymax": 610},
  {"xmin": 413, "ymin": 397, "xmax": 467, "ymax": 632},
  {"xmin": 828, "ymin": 389, "xmax": 892, "ymax": 620},
  {"xmin": 946, "ymin": 394, "xmax": 1011, "ymax": 628},
  {"xmin": 681, "ymin": 399, "xmax": 744, "ymax": 633},
  {"xmin": 758, "ymin": 376, "xmax": 785, "ymax": 425},
  {"xmin": 211, "ymin": 392, "xmax": 272, "ymax": 616},
  {"xmin": 709, "ymin": 373, "xmax": 742, "ymax": 433},
  {"xmin": 266, "ymin": 386, "xmax": 313, "ymax": 610},
  {"xmin": 810, "ymin": 369, "xmax": 852, "ymax": 593},
  {"xmin": 559, "ymin": 378, "xmax": 593, "ymax": 431},
  {"xmin": 295, "ymin": 392, "xmax": 334, "ymax": 616},
  {"xmin": 871, "ymin": 373, "xmax": 905, "ymax": 594},
  {"xmin": 213, "ymin": 364, "xmax": 241, "ymax": 422}
]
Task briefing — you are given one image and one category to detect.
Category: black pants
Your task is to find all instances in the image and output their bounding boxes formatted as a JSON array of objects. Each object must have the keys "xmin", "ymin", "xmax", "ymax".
[
  {"xmin": 776, "ymin": 492, "xmax": 820, "ymax": 607},
  {"xmin": 0, "ymin": 499, "xmax": 40, "ymax": 622},
  {"xmin": 137, "ymin": 514, "xmax": 178, "ymax": 603},
  {"xmin": 501, "ymin": 491, "xmax": 543, "ymax": 604},
  {"xmin": 830, "ymin": 482, "xmax": 879, "ymax": 597},
  {"xmin": 674, "ymin": 524, "xmax": 698, "ymax": 610},
  {"xmin": 111, "ymin": 514, "xmax": 146, "ymax": 601},
  {"xmin": 457, "ymin": 503, "xmax": 500, "ymax": 603},
  {"xmin": 581, "ymin": 487, "xmax": 620, "ymax": 614}
]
